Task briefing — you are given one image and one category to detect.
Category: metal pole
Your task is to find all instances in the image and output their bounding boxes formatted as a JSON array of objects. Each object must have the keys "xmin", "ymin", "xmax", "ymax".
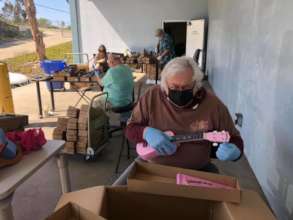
[
  {"xmin": 0, "ymin": 194, "xmax": 14, "ymax": 220},
  {"xmin": 0, "ymin": 63, "xmax": 14, "ymax": 114},
  {"xmin": 35, "ymin": 80, "xmax": 43, "ymax": 118}
]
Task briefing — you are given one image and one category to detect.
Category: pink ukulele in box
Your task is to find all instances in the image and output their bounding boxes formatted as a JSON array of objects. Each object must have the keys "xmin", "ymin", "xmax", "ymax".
[{"xmin": 136, "ymin": 130, "xmax": 230, "ymax": 160}]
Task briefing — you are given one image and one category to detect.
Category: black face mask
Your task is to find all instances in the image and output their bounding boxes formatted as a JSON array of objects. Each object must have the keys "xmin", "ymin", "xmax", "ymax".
[{"xmin": 168, "ymin": 88, "xmax": 194, "ymax": 107}]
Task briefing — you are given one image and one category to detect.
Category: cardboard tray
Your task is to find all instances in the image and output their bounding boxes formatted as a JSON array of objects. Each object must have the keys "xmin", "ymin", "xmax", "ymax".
[
  {"xmin": 127, "ymin": 161, "xmax": 241, "ymax": 203},
  {"xmin": 48, "ymin": 186, "xmax": 276, "ymax": 220}
]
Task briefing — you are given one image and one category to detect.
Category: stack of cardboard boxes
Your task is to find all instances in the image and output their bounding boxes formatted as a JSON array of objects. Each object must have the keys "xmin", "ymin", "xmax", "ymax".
[
  {"xmin": 53, "ymin": 105, "xmax": 89, "ymax": 155},
  {"xmin": 52, "ymin": 117, "xmax": 68, "ymax": 141},
  {"xmin": 76, "ymin": 105, "xmax": 89, "ymax": 154},
  {"xmin": 64, "ymin": 106, "xmax": 79, "ymax": 154}
]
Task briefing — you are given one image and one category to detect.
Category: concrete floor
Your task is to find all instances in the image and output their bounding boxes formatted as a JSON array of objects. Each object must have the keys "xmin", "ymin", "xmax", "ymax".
[{"xmin": 8, "ymin": 82, "xmax": 266, "ymax": 220}]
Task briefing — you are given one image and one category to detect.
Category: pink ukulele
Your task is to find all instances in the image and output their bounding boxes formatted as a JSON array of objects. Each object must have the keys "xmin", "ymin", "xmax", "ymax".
[
  {"xmin": 176, "ymin": 173, "xmax": 234, "ymax": 190},
  {"xmin": 136, "ymin": 130, "xmax": 230, "ymax": 160}
]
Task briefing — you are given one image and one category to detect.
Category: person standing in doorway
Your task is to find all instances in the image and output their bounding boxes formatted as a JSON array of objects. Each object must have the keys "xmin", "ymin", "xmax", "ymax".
[{"xmin": 155, "ymin": 28, "xmax": 175, "ymax": 69}]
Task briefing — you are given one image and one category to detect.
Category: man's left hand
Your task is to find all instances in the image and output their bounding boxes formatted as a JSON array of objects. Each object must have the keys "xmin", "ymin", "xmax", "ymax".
[
  {"xmin": 216, "ymin": 143, "xmax": 241, "ymax": 161},
  {"xmin": 157, "ymin": 55, "xmax": 162, "ymax": 61}
]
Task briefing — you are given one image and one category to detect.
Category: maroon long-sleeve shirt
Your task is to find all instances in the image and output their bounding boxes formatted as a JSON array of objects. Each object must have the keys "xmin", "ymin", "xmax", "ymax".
[{"xmin": 126, "ymin": 86, "xmax": 243, "ymax": 169}]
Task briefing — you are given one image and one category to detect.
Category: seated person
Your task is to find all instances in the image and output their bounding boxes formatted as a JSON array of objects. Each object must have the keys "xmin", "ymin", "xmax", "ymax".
[
  {"xmin": 95, "ymin": 53, "xmax": 134, "ymax": 109},
  {"xmin": 90, "ymin": 44, "xmax": 109, "ymax": 74},
  {"xmin": 125, "ymin": 56, "xmax": 243, "ymax": 171}
]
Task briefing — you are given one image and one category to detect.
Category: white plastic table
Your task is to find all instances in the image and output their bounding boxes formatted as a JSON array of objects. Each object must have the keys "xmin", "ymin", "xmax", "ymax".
[{"xmin": 0, "ymin": 140, "xmax": 70, "ymax": 220}]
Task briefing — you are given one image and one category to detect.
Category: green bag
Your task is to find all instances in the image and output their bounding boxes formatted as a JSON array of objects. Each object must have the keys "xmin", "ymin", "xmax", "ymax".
[{"xmin": 88, "ymin": 106, "xmax": 109, "ymax": 151}]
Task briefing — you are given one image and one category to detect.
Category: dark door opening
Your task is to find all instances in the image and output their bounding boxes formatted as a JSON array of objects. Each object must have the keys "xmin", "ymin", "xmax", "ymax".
[{"xmin": 163, "ymin": 21, "xmax": 187, "ymax": 57}]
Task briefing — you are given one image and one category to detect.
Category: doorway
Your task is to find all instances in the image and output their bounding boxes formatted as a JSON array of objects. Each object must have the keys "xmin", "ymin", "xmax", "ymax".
[{"xmin": 163, "ymin": 21, "xmax": 187, "ymax": 56}]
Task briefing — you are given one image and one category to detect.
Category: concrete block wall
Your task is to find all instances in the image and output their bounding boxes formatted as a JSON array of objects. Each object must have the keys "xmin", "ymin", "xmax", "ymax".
[{"xmin": 207, "ymin": 1, "xmax": 293, "ymax": 219}]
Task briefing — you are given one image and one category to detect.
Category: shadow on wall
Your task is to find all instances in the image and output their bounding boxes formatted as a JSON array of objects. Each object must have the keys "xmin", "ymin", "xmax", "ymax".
[
  {"xmin": 267, "ymin": 30, "xmax": 293, "ymax": 220},
  {"xmin": 89, "ymin": 0, "xmax": 207, "ymax": 51}
]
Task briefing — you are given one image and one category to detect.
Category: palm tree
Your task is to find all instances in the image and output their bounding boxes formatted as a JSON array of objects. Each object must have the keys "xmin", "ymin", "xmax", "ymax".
[{"xmin": 24, "ymin": 0, "xmax": 46, "ymax": 60}]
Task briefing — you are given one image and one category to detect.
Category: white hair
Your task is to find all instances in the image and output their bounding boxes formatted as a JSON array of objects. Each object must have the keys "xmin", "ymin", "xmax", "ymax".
[{"xmin": 160, "ymin": 56, "xmax": 204, "ymax": 94}]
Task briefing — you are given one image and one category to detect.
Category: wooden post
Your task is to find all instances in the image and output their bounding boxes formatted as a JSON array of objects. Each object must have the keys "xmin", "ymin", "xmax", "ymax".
[{"xmin": 24, "ymin": 0, "xmax": 46, "ymax": 61}]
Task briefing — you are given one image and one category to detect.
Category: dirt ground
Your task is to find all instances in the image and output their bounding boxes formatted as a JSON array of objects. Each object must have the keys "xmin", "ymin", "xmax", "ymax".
[{"xmin": 0, "ymin": 28, "xmax": 72, "ymax": 60}]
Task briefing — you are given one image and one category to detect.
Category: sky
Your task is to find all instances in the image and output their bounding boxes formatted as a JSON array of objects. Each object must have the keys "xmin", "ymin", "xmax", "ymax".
[{"xmin": 0, "ymin": 0, "xmax": 71, "ymax": 26}]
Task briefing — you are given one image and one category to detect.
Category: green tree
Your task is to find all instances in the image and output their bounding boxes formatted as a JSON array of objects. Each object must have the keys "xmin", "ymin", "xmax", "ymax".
[
  {"xmin": 1, "ymin": 1, "xmax": 14, "ymax": 21},
  {"xmin": 1, "ymin": 0, "xmax": 26, "ymax": 23},
  {"xmin": 38, "ymin": 17, "xmax": 52, "ymax": 28},
  {"xmin": 14, "ymin": 0, "xmax": 26, "ymax": 23}
]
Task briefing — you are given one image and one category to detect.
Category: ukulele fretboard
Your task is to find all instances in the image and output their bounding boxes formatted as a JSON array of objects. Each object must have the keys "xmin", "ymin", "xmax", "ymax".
[{"xmin": 171, "ymin": 132, "xmax": 204, "ymax": 143}]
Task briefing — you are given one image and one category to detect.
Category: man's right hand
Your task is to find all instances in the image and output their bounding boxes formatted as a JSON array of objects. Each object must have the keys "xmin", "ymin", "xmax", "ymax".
[{"xmin": 143, "ymin": 127, "xmax": 177, "ymax": 156}]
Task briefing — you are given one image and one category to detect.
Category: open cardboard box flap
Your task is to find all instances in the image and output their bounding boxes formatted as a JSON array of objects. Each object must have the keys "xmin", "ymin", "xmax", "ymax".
[
  {"xmin": 127, "ymin": 161, "xmax": 241, "ymax": 203},
  {"xmin": 49, "ymin": 186, "xmax": 276, "ymax": 220},
  {"xmin": 47, "ymin": 202, "xmax": 103, "ymax": 220},
  {"xmin": 55, "ymin": 186, "xmax": 105, "ymax": 215}
]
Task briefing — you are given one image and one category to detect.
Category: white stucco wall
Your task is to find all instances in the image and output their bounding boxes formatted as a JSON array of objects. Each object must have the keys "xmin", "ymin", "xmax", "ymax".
[
  {"xmin": 76, "ymin": 0, "xmax": 208, "ymax": 56},
  {"xmin": 207, "ymin": 1, "xmax": 293, "ymax": 219}
]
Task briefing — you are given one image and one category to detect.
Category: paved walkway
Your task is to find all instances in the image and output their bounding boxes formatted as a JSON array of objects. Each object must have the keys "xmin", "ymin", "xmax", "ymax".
[{"xmin": 0, "ymin": 29, "xmax": 72, "ymax": 60}]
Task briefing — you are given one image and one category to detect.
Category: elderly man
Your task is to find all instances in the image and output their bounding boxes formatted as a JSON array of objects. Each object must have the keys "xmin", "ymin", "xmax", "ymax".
[
  {"xmin": 95, "ymin": 54, "xmax": 134, "ymax": 108},
  {"xmin": 155, "ymin": 28, "xmax": 175, "ymax": 69},
  {"xmin": 125, "ymin": 56, "xmax": 243, "ymax": 171}
]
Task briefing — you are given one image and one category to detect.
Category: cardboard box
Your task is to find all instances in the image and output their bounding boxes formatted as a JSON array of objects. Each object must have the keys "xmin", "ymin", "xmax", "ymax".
[
  {"xmin": 46, "ymin": 202, "xmax": 99, "ymax": 220},
  {"xmin": 68, "ymin": 118, "xmax": 78, "ymax": 124},
  {"xmin": 67, "ymin": 124, "xmax": 77, "ymax": 130},
  {"xmin": 67, "ymin": 107, "xmax": 79, "ymax": 118},
  {"xmin": 49, "ymin": 186, "xmax": 276, "ymax": 220},
  {"xmin": 77, "ymin": 141, "xmax": 87, "ymax": 149},
  {"xmin": 53, "ymin": 128, "xmax": 65, "ymax": 140},
  {"xmin": 80, "ymin": 77, "xmax": 91, "ymax": 82},
  {"xmin": 78, "ymin": 130, "xmax": 88, "ymax": 137},
  {"xmin": 65, "ymin": 142, "xmax": 75, "ymax": 149},
  {"xmin": 67, "ymin": 119, "xmax": 78, "ymax": 130},
  {"xmin": 80, "ymin": 105, "xmax": 89, "ymax": 112},
  {"xmin": 127, "ymin": 161, "xmax": 241, "ymax": 203},
  {"xmin": 78, "ymin": 116, "xmax": 88, "ymax": 124},
  {"xmin": 78, "ymin": 123, "xmax": 88, "ymax": 130},
  {"xmin": 78, "ymin": 136, "xmax": 88, "ymax": 143},
  {"xmin": 76, "ymin": 148, "xmax": 87, "ymax": 154},
  {"xmin": 67, "ymin": 129, "xmax": 77, "ymax": 137},
  {"xmin": 57, "ymin": 117, "xmax": 69, "ymax": 126},
  {"xmin": 67, "ymin": 76, "xmax": 78, "ymax": 82},
  {"xmin": 0, "ymin": 114, "xmax": 29, "ymax": 132},
  {"xmin": 66, "ymin": 135, "xmax": 77, "ymax": 142},
  {"xmin": 62, "ymin": 148, "xmax": 75, "ymax": 155}
]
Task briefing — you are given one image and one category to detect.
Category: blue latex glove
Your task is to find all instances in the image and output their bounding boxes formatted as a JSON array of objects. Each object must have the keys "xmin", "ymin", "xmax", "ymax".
[
  {"xmin": 216, "ymin": 143, "xmax": 241, "ymax": 161},
  {"xmin": 143, "ymin": 127, "xmax": 177, "ymax": 156}
]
